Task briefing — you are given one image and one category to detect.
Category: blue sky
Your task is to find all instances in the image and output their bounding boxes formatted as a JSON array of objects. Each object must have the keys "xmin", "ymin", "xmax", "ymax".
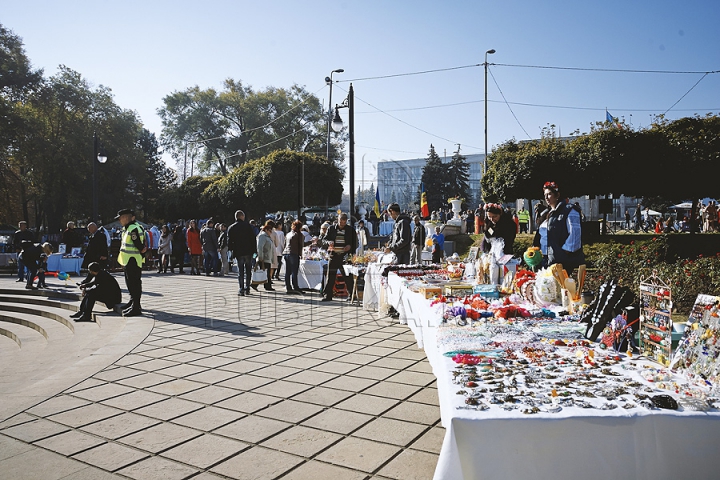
[{"xmin": 3, "ymin": 0, "xmax": 719, "ymax": 192}]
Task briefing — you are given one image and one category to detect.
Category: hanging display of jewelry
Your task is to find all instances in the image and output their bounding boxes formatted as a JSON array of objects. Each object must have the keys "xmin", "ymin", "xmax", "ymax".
[
  {"xmin": 638, "ymin": 270, "xmax": 673, "ymax": 366},
  {"xmin": 669, "ymin": 295, "xmax": 720, "ymax": 391}
]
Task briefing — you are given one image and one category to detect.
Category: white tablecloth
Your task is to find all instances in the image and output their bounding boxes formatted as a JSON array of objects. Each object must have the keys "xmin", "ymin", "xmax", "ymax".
[
  {"xmin": 297, "ymin": 260, "xmax": 326, "ymax": 290},
  {"xmin": 384, "ymin": 272, "xmax": 720, "ymax": 480},
  {"xmin": 46, "ymin": 253, "xmax": 82, "ymax": 274}
]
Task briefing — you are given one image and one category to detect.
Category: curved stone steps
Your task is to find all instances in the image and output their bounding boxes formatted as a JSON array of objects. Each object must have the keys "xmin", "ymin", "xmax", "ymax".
[
  {"xmin": 0, "ymin": 319, "xmax": 47, "ymax": 351},
  {"xmin": 0, "ymin": 282, "xmax": 154, "ymax": 422}
]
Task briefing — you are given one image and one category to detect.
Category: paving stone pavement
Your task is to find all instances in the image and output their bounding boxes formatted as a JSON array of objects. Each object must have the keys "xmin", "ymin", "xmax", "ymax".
[{"xmin": 0, "ymin": 272, "xmax": 443, "ymax": 479}]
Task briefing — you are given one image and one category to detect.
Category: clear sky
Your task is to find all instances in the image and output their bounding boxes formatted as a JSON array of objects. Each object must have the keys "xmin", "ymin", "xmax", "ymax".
[{"xmin": 3, "ymin": 0, "xmax": 719, "ymax": 193}]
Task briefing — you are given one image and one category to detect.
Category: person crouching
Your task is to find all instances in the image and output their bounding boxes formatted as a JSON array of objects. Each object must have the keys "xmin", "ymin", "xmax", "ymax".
[{"xmin": 71, "ymin": 262, "xmax": 122, "ymax": 322}]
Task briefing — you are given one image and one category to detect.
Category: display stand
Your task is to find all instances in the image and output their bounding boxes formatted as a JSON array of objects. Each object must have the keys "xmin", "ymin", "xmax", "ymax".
[
  {"xmin": 638, "ymin": 271, "xmax": 673, "ymax": 366},
  {"xmin": 670, "ymin": 294, "xmax": 720, "ymax": 384}
]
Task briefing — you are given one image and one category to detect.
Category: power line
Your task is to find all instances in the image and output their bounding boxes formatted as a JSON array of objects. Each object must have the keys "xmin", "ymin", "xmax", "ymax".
[
  {"xmin": 489, "ymin": 67, "xmax": 532, "ymax": 140},
  {"xmin": 339, "ymin": 62, "xmax": 720, "ymax": 83},
  {"xmin": 334, "ymin": 84, "xmax": 483, "ymax": 151},
  {"xmin": 663, "ymin": 73, "xmax": 710, "ymax": 115}
]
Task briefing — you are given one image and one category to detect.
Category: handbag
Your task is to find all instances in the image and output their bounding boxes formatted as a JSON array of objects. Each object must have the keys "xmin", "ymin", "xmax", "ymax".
[{"xmin": 251, "ymin": 264, "xmax": 268, "ymax": 285}]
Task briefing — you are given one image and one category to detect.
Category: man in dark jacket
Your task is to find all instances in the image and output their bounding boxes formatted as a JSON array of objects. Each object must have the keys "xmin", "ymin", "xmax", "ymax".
[
  {"xmin": 82, "ymin": 222, "xmax": 109, "ymax": 271},
  {"xmin": 19, "ymin": 240, "xmax": 41, "ymax": 290},
  {"xmin": 385, "ymin": 203, "xmax": 412, "ymax": 264},
  {"xmin": 71, "ymin": 262, "xmax": 122, "ymax": 322},
  {"xmin": 13, "ymin": 221, "xmax": 34, "ymax": 283},
  {"xmin": 320, "ymin": 213, "xmax": 357, "ymax": 302},
  {"xmin": 227, "ymin": 210, "xmax": 257, "ymax": 296},
  {"xmin": 410, "ymin": 215, "xmax": 426, "ymax": 264}
]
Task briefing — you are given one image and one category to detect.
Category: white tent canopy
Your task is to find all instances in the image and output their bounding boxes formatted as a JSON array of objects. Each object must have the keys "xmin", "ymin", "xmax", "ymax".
[{"xmin": 670, "ymin": 202, "xmax": 693, "ymax": 209}]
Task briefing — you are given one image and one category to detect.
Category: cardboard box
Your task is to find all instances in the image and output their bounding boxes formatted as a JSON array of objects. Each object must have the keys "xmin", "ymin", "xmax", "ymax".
[
  {"xmin": 444, "ymin": 284, "xmax": 474, "ymax": 296},
  {"xmin": 418, "ymin": 286, "xmax": 443, "ymax": 299}
]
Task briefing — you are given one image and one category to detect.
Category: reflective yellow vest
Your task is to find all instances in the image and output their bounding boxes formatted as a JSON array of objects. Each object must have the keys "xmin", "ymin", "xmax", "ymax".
[
  {"xmin": 517, "ymin": 209, "xmax": 530, "ymax": 223},
  {"xmin": 118, "ymin": 223, "xmax": 145, "ymax": 266}
]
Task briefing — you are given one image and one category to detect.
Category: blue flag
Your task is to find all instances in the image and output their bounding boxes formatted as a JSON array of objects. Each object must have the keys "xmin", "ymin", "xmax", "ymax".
[{"xmin": 374, "ymin": 186, "xmax": 381, "ymax": 217}]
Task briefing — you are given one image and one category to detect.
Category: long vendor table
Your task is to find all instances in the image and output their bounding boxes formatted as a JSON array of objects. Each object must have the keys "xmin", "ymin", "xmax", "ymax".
[{"xmin": 384, "ymin": 271, "xmax": 720, "ymax": 480}]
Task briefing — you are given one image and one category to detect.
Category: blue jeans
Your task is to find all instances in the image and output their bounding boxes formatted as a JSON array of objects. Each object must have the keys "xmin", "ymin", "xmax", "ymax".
[
  {"xmin": 203, "ymin": 250, "xmax": 217, "ymax": 274},
  {"xmin": 18, "ymin": 257, "xmax": 27, "ymax": 281},
  {"xmin": 284, "ymin": 254, "xmax": 300, "ymax": 290},
  {"xmin": 236, "ymin": 255, "xmax": 253, "ymax": 291}
]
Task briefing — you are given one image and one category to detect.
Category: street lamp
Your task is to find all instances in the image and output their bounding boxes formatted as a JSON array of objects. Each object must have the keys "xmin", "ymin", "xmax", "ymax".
[
  {"xmin": 331, "ymin": 83, "xmax": 355, "ymax": 225},
  {"xmin": 92, "ymin": 132, "xmax": 107, "ymax": 223},
  {"xmin": 483, "ymin": 48, "xmax": 495, "ymax": 178},
  {"xmin": 325, "ymin": 69, "xmax": 344, "ymax": 162}
]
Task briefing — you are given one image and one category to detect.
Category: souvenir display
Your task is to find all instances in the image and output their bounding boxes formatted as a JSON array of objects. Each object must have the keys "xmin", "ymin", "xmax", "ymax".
[
  {"xmin": 638, "ymin": 271, "xmax": 673, "ymax": 366},
  {"xmin": 670, "ymin": 295, "xmax": 720, "ymax": 391}
]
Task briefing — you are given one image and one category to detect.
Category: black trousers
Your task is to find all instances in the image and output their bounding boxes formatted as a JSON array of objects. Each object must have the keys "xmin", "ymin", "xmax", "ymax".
[
  {"xmin": 124, "ymin": 257, "xmax": 142, "ymax": 307},
  {"xmin": 323, "ymin": 254, "xmax": 352, "ymax": 299}
]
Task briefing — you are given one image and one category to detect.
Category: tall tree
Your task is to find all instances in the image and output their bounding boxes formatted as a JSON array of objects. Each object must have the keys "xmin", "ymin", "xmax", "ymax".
[
  {"xmin": 447, "ymin": 146, "xmax": 470, "ymax": 204},
  {"xmin": 0, "ymin": 24, "xmax": 43, "ymax": 224},
  {"xmin": 420, "ymin": 144, "xmax": 450, "ymax": 212},
  {"xmin": 159, "ymin": 79, "xmax": 344, "ymax": 176},
  {"xmin": 136, "ymin": 129, "xmax": 177, "ymax": 222}
]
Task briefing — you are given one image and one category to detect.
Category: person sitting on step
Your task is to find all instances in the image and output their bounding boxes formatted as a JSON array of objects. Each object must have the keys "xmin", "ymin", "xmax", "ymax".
[{"xmin": 71, "ymin": 262, "xmax": 122, "ymax": 322}]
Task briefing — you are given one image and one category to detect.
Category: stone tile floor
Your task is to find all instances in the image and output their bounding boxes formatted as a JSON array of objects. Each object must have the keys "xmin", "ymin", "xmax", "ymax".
[{"xmin": 0, "ymin": 272, "xmax": 443, "ymax": 479}]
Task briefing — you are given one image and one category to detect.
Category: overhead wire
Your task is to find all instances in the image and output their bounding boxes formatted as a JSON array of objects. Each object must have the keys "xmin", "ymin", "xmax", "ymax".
[
  {"xmin": 488, "ymin": 67, "xmax": 532, "ymax": 139},
  {"xmin": 663, "ymin": 73, "xmax": 710, "ymax": 115}
]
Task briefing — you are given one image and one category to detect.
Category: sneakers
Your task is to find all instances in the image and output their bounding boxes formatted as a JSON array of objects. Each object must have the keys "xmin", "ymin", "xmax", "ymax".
[{"xmin": 238, "ymin": 289, "xmax": 245, "ymax": 296}]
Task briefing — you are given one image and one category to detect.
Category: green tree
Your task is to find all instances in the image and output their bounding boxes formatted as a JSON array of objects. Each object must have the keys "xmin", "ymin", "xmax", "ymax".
[
  {"xmin": 136, "ymin": 129, "xmax": 177, "ymax": 222},
  {"xmin": 0, "ymin": 24, "xmax": 43, "ymax": 224},
  {"xmin": 447, "ymin": 146, "xmax": 470, "ymax": 204},
  {"xmin": 481, "ymin": 115, "xmax": 720, "ymax": 203},
  {"xmin": 420, "ymin": 144, "xmax": 450, "ymax": 212},
  {"xmin": 202, "ymin": 149, "xmax": 343, "ymax": 220},
  {"xmin": 159, "ymin": 80, "xmax": 343, "ymax": 176}
]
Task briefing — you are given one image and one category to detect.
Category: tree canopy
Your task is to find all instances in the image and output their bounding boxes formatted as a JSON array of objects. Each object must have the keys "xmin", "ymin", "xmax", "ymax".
[
  {"xmin": 481, "ymin": 115, "xmax": 720, "ymax": 202},
  {"xmin": 159, "ymin": 80, "xmax": 344, "ymax": 176}
]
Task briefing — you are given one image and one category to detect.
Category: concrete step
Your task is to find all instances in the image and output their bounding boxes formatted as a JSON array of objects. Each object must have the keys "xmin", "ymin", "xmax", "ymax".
[
  {"xmin": 0, "ymin": 281, "xmax": 154, "ymax": 423},
  {"xmin": 0, "ymin": 318, "xmax": 47, "ymax": 351}
]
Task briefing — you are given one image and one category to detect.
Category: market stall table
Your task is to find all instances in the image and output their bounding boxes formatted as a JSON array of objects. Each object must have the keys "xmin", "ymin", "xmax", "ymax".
[
  {"xmin": 384, "ymin": 271, "xmax": 720, "ymax": 480},
  {"xmin": 46, "ymin": 253, "xmax": 82, "ymax": 274}
]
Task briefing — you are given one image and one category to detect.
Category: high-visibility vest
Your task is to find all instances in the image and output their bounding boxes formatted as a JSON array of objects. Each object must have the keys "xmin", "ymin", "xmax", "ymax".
[
  {"xmin": 118, "ymin": 223, "xmax": 145, "ymax": 266},
  {"xmin": 517, "ymin": 209, "xmax": 530, "ymax": 223}
]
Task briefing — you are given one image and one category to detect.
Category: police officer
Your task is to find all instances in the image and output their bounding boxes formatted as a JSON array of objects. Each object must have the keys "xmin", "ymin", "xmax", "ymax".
[{"xmin": 116, "ymin": 209, "xmax": 146, "ymax": 316}]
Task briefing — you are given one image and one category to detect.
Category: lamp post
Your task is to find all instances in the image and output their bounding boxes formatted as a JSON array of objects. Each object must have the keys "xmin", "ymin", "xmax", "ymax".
[
  {"xmin": 92, "ymin": 132, "xmax": 108, "ymax": 223},
  {"xmin": 483, "ymin": 48, "xmax": 495, "ymax": 178},
  {"xmin": 325, "ymin": 69, "xmax": 344, "ymax": 162},
  {"xmin": 331, "ymin": 83, "xmax": 354, "ymax": 225}
]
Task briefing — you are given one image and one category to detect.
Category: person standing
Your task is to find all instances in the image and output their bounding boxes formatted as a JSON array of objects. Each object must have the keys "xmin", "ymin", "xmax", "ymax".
[
  {"xmin": 542, "ymin": 181, "xmax": 585, "ymax": 275},
  {"xmin": 157, "ymin": 225, "xmax": 172, "ymax": 273},
  {"xmin": 385, "ymin": 203, "xmax": 412, "ymax": 264},
  {"xmin": 624, "ymin": 209, "xmax": 631, "ymax": 230},
  {"xmin": 62, "ymin": 221, "xmax": 81, "ymax": 253},
  {"xmin": 217, "ymin": 223, "xmax": 229, "ymax": 276},
  {"xmin": 272, "ymin": 222, "xmax": 285, "ymax": 280},
  {"xmin": 320, "ymin": 213, "xmax": 357, "ymax": 302},
  {"xmin": 186, "ymin": 220, "xmax": 202, "ymax": 274},
  {"xmin": 481, "ymin": 203, "xmax": 516, "ymax": 255},
  {"xmin": 200, "ymin": 219, "xmax": 219, "ymax": 276},
  {"xmin": 19, "ymin": 240, "xmax": 41, "ymax": 290},
  {"xmin": 71, "ymin": 262, "xmax": 122, "ymax": 322},
  {"xmin": 227, "ymin": 210, "xmax": 257, "ymax": 296},
  {"xmin": 82, "ymin": 222, "xmax": 109, "ymax": 282},
  {"xmin": 356, "ymin": 220, "xmax": 370, "ymax": 255},
  {"xmin": 634, "ymin": 203, "xmax": 643, "ymax": 232},
  {"xmin": 282, "ymin": 220, "xmax": 305, "ymax": 295},
  {"xmin": 116, "ymin": 209, "xmax": 146, "ymax": 316},
  {"xmin": 13, "ymin": 221, "xmax": 34, "ymax": 283},
  {"xmin": 255, "ymin": 223, "xmax": 276, "ymax": 291},
  {"xmin": 410, "ymin": 215, "xmax": 426, "ymax": 265},
  {"xmin": 171, "ymin": 225, "xmax": 186, "ymax": 273},
  {"xmin": 431, "ymin": 226, "xmax": 445, "ymax": 264},
  {"xmin": 517, "ymin": 207, "xmax": 530, "ymax": 234}
]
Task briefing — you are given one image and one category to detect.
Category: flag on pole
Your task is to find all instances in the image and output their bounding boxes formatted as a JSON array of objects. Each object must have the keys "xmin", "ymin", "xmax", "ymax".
[
  {"xmin": 420, "ymin": 183, "xmax": 430, "ymax": 218},
  {"xmin": 606, "ymin": 110, "xmax": 622, "ymax": 128},
  {"xmin": 374, "ymin": 186, "xmax": 381, "ymax": 217}
]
